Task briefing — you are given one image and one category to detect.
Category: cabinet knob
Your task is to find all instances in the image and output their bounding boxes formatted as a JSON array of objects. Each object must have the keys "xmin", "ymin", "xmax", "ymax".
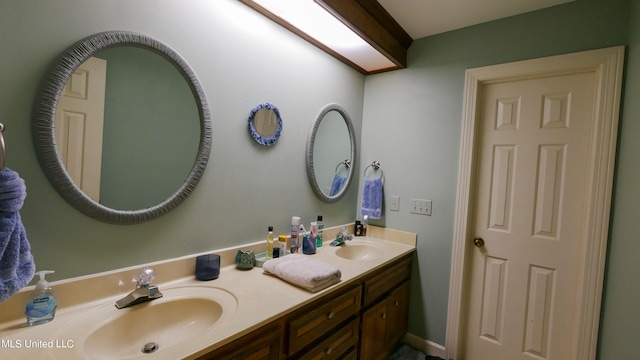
[
  {"xmin": 394, "ymin": 300, "xmax": 399, "ymax": 307},
  {"xmin": 382, "ymin": 312, "xmax": 386, "ymax": 320},
  {"xmin": 327, "ymin": 312, "xmax": 335, "ymax": 319},
  {"xmin": 326, "ymin": 348, "xmax": 333, "ymax": 355}
]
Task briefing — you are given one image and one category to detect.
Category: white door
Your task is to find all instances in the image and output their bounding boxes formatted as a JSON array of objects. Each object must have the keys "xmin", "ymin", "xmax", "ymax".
[
  {"xmin": 446, "ymin": 47, "xmax": 625, "ymax": 360},
  {"xmin": 465, "ymin": 71, "xmax": 594, "ymax": 359},
  {"xmin": 55, "ymin": 56, "xmax": 107, "ymax": 202}
]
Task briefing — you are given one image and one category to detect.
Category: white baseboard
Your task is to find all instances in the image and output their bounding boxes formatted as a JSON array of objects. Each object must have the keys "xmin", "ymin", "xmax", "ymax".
[{"xmin": 402, "ymin": 332, "xmax": 447, "ymax": 359}]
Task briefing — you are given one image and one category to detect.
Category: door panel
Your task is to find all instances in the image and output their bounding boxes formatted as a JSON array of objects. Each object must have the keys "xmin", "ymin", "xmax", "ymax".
[
  {"xmin": 55, "ymin": 56, "xmax": 106, "ymax": 202},
  {"xmin": 463, "ymin": 71, "xmax": 596, "ymax": 359}
]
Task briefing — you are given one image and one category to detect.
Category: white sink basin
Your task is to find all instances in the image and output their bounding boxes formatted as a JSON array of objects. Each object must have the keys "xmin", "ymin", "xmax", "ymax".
[
  {"xmin": 335, "ymin": 241, "xmax": 384, "ymax": 261},
  {"xmin": 52, "ymin": 286, "xmax": 237, "ymax": 360}
]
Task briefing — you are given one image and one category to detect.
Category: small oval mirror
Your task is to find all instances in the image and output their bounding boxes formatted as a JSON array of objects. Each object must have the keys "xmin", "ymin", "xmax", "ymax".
[{"xmin": 248, "ymin": 103, "xmax": 282, "ymax": 146}]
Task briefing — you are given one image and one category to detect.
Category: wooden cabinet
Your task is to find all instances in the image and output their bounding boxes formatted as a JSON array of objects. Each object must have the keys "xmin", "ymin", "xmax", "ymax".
[
  {"xmin": 360, "ymin": 298, "xmax": 389, "ymax": 359},
  {"xmin": 360, "ymin": 281, "xmax": 411, "ymax": 360},
  {"xmin": 288, "ymin": 284, "xmax": 361, "ymax": 357},
  {"xmin": 297, "ymin": 317, "xmax": 360, "ymax": 360},
  {"xmin": 385, "ymin": 280, "xmax": 410, "ymax": 347},
  {"xmin": 196, "ymin": 252, "xmax": 413, "ymax": 360},
  {"xmin": 197, "ymin": 321, "xmax": 284, "ymax": 360},
  {"xmin": 362, "ymin": 255, "xmax": 412, "ymax": 306},
  {"xmin": 359, "ymin": 253, "xmax": 412, "ymax": 360}
]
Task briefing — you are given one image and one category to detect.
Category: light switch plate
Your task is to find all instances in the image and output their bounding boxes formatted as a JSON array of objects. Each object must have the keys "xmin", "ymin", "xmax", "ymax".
[
  {"xmin": 411, "ymin": 199, "xmax": 432, "ymax": 216},
  {"xmin": 390, "ymin": 195, "xmax": 400, "ymax": 211}
]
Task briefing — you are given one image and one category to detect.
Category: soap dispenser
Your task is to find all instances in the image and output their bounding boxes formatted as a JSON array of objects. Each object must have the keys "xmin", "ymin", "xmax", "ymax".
[{"xmin": 25, "ymin": 270, "xmax": 57, "ymax": 326}]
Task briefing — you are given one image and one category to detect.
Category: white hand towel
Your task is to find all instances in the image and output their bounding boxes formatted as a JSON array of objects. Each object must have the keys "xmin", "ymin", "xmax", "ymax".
[{"xmin": 263, "ymin": 254, "xmax": 341, "ymax": 292}]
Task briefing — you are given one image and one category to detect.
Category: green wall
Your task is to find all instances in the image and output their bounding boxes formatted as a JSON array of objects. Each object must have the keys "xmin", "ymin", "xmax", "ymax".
[
  {"xmin": 359, "ymin": 0, "xmax": 637, "ymax": 356},
  {"xmin": 0, "ymin": 0, "xmax": 364, "ymax": 279},
  {"xmin": 598, "ymin": 0, "xmax": 640, "ymax": 358}
]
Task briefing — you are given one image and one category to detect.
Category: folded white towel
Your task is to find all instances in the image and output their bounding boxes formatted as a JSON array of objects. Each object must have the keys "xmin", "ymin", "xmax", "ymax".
[{"xmin": 262, "ymin": 254, "xmax": 341, "ymax": 293}]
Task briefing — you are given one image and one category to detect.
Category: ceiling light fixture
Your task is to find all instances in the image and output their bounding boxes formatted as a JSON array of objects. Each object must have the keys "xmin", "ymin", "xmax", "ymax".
[{"xmin": 240, "ymin": 0, "xmax": 412, "ymax": 74}]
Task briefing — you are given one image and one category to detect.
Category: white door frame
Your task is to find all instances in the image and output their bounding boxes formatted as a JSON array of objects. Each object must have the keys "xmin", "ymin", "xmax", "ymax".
[{"xmin": 445, "ymin": 46, "xmax": 625, "ymax": 360}]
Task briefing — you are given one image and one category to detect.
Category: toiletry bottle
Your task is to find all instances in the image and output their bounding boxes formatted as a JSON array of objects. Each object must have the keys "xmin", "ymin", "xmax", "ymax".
[
  {"xmin": 266, "ymin": 226, "xmax": 274, "ymax": 260},
  {"xmin": 278, "ymin": 235, "xmax": 288, "ymax": 256},
  {"xmin": 25, "ymin": 270, "xmax": 57, "ymax": 326},
  {"xmin": 355, "ymin": 220, "xmax": 363, "ymax": 236},
  {"xmin": 305, "ymin": 222, "xmax": 318, "ymax": 254},
  {"xmin": 316, "ymin": 215, "xmax": 324, "ymax": 247},
  {"xmin": 310, "ymin": 220, "xmax": 318, "ymax": 244},
  {"xmin": 362, "ymin": 215, "xmax": 368, "ymax": 236},
  {"xmin": 291, "ymin": 216, "xmax": 300, "ymax": 254}
]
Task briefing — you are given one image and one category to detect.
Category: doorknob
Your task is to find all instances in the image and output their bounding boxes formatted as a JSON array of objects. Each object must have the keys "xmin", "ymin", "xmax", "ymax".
[{"xmin": 473, "ymin": 237, "xmax": 485, "ymax": 248}]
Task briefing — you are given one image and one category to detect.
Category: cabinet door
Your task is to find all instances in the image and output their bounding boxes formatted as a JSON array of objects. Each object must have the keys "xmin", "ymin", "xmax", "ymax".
[
  {"xmin": 359, "ymin": 299, "xmax": 389, "ymax": 360},
  {"xmin": 385, "ymin": 281, "xmax": 410, "ymax": 348}
]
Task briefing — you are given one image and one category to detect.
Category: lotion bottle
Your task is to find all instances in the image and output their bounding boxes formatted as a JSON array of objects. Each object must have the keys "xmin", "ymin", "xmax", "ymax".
[{"xmin": 25, "ymin": 270, "xmax": 57, "ymax": 326}]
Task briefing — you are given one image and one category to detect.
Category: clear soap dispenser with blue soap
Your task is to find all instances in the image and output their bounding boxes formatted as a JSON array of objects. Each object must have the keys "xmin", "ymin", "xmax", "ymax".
[{"xmin": 25, "ymin": 270, "xmax": 57, "ymax": 326}]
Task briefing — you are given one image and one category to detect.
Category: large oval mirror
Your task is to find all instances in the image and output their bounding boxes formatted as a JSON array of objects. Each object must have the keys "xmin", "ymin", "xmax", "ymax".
[
  {"xmin": 305, "ymin": 104, "xmax": 356, "ymax": 203},
  {"xmin": 32, "ymin": 31, "xmax": 212, "ymax": 224}
]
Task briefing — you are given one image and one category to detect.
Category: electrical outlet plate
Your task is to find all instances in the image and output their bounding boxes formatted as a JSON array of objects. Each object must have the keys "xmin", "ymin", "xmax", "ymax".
[
  {"xmin": 410, "ymin": 199, "xmax": 432, "ymax": 216},
  {"xmin": 390, "ymin": 196, "xmax": 400, "ymax": 211}
]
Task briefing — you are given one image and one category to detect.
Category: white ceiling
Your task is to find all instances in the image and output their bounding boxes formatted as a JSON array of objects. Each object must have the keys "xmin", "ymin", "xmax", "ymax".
[{"xmin": 378, "ymin": 0, "xmax": 575, "ymax": 40}]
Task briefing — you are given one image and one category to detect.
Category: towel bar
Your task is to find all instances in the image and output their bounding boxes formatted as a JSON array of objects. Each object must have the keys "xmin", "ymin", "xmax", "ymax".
[
  {"xmin": 364, "ymin": 161, "xmax": 383, "ymax": 179},
  {"xmin": 334, "ymin": 159, "xmax": 351, "ymax": 173}
]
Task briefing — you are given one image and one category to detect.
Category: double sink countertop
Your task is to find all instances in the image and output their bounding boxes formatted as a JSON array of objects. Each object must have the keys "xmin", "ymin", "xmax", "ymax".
[{"xmin": 0, "ymin": 225, "xmax": 416, "ymax": 360}]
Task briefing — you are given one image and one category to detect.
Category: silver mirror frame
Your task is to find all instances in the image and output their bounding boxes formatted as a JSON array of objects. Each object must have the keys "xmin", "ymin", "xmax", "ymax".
[
  {"xmin": 305, "ymin": 103, "xmax": 357, "ymax": 203},
  {"xmin": 32, "ymin": 31, "xmax": 212, "ymax": 224}
]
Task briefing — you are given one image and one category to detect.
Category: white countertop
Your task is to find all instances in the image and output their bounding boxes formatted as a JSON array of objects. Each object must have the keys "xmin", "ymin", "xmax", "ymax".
[{"xmin": 0, "ymin": 226, "xmax": 415, "ymax": 360}]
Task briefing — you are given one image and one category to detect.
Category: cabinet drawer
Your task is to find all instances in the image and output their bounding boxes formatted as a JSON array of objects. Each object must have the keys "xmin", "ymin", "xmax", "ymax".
[
  {"xmin": 363, "ymin": 255, "xmax": 411, "ymax": 306},
  {"xmin": 197, "ymin": 322, "xmax": 283, "ymax": 360},
  {"xmin": 288, "ymin": 284, "xmax": 361, "ymax": 355},
  {"xmin": 298, "ymin": 317, "xmax": 359, "ymax": 360}
]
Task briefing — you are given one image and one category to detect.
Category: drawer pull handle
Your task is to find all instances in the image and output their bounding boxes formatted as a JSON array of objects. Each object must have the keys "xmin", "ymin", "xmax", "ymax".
[
  {"xmin": 395, "ymin": 300, "xmax": 399, "ymax": 307},
  {"xmin": 382, "ymin": 312, "xmax": 387, "ymax": 320},
  {"xmin": 327, "ymin": 312, "xmax": 335, "ymax": 319},
  {"xmin": 326, "ymin": 348, "xmax": 333, "ymax": 355}
]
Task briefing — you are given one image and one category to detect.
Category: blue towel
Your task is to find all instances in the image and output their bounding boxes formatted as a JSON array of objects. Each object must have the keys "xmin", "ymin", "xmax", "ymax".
[
  {"xmin": 0, "ymin": 168, "xmax": 35, "ymax": 303},
  {"xmin": 329, "ymin": 174, "xmax": 347, "ymax": 196},
  {"xmin": 361, "ymin": 177, "xmax": 383, "ymax": 219}
]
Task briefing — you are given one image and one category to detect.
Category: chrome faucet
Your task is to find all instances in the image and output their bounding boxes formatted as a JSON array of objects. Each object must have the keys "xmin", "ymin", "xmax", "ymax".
[
  {"xmin": 115, "ymin": 267, "xmax": 163, "ymax": 309},
  {"xmin": 330, "ymin": 227, "xmax": 353, "ymax": 246}
]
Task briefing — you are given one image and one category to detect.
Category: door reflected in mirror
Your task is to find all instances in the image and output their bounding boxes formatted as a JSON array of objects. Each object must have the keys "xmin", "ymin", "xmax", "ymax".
[{"xmin": 55, "ymin": 47, "xmax": 200, "ymax": 210}]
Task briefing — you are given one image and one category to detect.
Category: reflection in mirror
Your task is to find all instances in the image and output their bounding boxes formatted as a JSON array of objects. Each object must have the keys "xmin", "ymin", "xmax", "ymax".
[
  {"xmin": 248, "ymin": 103, "xmax": 282, "ymax": 146},
  {"xmin": 306, "ymin": 104, "xmax": 356, "ymax": 203},
  {"xmin": 56, "ymin": 47, "xmax": 200, "ymax": 210},
  {"xmin": 33, "ymin": 31, "xmax": 212, "ymax": 224}
]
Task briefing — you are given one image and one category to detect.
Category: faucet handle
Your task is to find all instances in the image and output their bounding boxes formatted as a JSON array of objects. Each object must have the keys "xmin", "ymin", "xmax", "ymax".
[{"xmin": 137, "ymin": 267, "xmax": 156, "ymax": 287}]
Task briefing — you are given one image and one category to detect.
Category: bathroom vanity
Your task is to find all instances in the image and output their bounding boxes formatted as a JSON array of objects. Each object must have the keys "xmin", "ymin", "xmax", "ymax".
[
  {"xmin": 0, "ymin": 225, "xmax": 415, "ymax": 360},
  {"xmin": 202, "ymin": 252, "xmax": 412, "ymax": 359}
]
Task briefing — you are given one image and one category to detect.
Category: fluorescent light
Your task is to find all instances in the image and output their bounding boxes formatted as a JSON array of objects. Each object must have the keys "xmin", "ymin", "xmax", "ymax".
[{"xmin": 246, "ymin": 0, "xmax": 397, "ymax": 73}]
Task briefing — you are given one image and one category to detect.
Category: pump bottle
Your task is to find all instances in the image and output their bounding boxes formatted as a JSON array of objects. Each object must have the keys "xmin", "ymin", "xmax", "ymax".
[{"xmin": 25, "ymin": 270, "xmax": 57, "ymax": 326}]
